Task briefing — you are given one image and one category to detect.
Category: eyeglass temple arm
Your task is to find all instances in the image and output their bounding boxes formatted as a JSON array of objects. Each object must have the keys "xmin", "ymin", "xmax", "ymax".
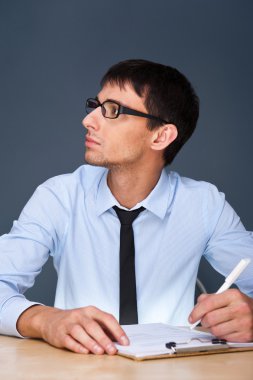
[{"xmin": 120, "ymin": 105, "xmax": 169, "ymax": 124}]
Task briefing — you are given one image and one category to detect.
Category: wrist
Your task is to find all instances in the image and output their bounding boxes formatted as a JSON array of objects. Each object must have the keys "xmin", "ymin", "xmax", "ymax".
[{"xmin": 17, "ymin": 305, "xmax": 53, "ymax": 338}]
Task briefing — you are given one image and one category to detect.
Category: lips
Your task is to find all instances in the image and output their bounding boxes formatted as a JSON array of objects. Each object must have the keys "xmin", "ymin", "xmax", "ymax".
[{"xmin": 85, "ymin": 136, "xmax": 100, "ymax": 145}]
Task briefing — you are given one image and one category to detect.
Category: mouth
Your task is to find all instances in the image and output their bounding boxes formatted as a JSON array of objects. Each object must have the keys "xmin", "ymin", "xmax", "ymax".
[{"xmin": 85, "ymin": 136, "xmax": 101, "ymax": 147}]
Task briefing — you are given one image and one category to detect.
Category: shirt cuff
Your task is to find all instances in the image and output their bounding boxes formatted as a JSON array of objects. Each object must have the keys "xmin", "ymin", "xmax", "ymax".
[
  {"xmin": 236, "ymin": 277, "xmax": 253, "ymax": 298},
  {"xmin": 0, "ymin": 295, "xmax": 43, "ymax": 338}
]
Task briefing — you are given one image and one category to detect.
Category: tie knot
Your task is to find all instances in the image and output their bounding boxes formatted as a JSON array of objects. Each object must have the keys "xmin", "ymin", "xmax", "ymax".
[{"xmin": 113, "ymin": 206, "xmax": 145, "ymax": 225}]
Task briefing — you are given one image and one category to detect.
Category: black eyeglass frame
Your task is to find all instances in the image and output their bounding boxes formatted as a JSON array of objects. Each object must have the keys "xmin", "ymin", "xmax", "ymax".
[{"xmin": 85, "ymin": 98, "xmax": 169, "ymax": 125}]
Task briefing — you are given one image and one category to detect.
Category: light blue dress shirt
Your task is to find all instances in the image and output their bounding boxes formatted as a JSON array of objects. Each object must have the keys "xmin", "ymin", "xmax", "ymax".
[{"xmin": 0, "ymin": 165, "xmax": 253, "ymax": 337}]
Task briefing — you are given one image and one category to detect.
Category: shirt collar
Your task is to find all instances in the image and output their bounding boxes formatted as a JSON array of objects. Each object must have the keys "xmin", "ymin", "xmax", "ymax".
[
  {"xmin": 95, "ymin": 169, "xmax": 118, "ymax": 216},
  {"xmin": 95, "ymin": 168, "xmax": 171, "ymax": 220}
]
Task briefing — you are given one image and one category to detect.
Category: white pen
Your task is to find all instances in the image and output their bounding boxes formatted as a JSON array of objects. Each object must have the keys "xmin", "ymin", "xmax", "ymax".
[{"xmin": 190, "ymin": 258, "xmax": 251, "ymax": 329}]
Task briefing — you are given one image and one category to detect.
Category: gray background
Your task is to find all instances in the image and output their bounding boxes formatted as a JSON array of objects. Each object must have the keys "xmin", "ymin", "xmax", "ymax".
[{"xmin": 0, "ymin": 0, "xmax": 252, "ymax": 305}]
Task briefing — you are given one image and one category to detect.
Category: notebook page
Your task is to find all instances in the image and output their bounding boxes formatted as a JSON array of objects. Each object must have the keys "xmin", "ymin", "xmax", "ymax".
[{"xmin": 115, "ymin": 323, "xmax": 216, "ymax": 358}]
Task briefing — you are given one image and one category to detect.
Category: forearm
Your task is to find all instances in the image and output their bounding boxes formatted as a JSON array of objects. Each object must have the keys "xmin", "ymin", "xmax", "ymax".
[{"xmin": 0, "ymin": 218, "xmax": 52, "ymax": 337}]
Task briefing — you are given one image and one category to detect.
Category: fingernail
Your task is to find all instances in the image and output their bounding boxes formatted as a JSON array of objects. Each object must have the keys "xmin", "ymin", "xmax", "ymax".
[
  {"xmin": 79, "ymin": 346, "xmax": 88, "ymax": 354},
  {"xmin": 94, "ymin": 344, "xmax": 103, "ymax": 354},
  {"xmin": 120, "ymin": 335, "xmax": 129, "ymax": 345},
  {"xmin": 106, "ymin": 343, "xmax": 116, "ymax": 354},
  {"xmin": 188, "ymin": 316, "xmax": 193, "ymax": 323}
]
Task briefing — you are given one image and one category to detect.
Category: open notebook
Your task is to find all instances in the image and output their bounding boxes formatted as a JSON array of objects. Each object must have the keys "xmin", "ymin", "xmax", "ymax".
[{"xmin": 115, "ymin": 323, "xmax": 253, "ymax": 360}]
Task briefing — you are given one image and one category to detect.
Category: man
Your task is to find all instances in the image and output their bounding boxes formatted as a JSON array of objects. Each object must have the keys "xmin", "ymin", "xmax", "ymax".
[{"xmin": 0, "ymin": 59, "xmax": 253, "ymax": 355}]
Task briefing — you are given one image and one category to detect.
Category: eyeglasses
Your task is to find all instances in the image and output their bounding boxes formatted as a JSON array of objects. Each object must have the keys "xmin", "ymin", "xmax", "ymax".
[{"xmin": 85, "ymin": 98, "xmax": 169, "ymax": 124}]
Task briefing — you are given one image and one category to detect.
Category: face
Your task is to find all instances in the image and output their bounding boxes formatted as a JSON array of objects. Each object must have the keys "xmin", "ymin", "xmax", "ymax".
[{"xmin": 82, "ymin": 83, "xmax": 155, "ymax": 169}]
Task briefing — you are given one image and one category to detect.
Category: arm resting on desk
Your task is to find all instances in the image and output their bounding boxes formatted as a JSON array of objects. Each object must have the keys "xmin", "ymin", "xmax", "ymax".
[{"xmin": 16, "ymin": 304, "xmax": 129, "ymax": 355}]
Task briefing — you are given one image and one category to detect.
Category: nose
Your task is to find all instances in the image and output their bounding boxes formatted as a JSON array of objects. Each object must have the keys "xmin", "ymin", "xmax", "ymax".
[{"xmin": 82, "ymin": 107, "xmax": 101, "ymax": 131}]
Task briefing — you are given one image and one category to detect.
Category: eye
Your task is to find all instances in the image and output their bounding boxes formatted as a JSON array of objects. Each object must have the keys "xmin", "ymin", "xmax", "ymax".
[
  {"xmin": 104, "ymin": 102, "xmax": 119, "ymax": 118},
  {"xmin": 111, "ymin": 105, "xmax": 119, "ymax": 116}
]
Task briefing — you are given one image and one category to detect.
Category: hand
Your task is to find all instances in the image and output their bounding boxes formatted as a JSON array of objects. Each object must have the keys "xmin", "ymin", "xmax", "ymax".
[
  {"xmin": 188, "ymin": 289, "xmax": 253, "ymax": 342},
  {"xmin": 17, "ymin": 305, "xmax": 129, "ymax": 354}
]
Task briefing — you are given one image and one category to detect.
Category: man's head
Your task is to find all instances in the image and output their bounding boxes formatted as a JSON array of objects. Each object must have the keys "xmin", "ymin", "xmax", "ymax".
[
  {"xmin": 100, "ymin": 59, "xmax": 199, "ymax": 166},
  {"xmin": 83, "ymin": 59, "xmax": 199, "ymax": 168}
]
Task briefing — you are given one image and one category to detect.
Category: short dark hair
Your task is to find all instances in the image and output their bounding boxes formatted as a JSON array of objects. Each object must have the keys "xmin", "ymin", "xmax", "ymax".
[{"xmin": 100, "ymin": 59, "xmax": 199, "ymax": 166}]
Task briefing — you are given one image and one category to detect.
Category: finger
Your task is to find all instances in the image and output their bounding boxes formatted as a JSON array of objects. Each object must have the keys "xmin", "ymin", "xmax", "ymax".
[
  {"xmin": 221, "ymin": 332, "xmax": 244, "ymax": 342},
  {"xmin": 99, "ymin": 320, "xmax": 129, "ymax": 345},
  {"xmin": 197, "ymin": 293, "xmax": 209, "ymax": 303},
  {"xmin": 69, "ymin": 324, "xmax": 105, "ymax": 355},
  {"xmin": 86, "ymin": 307, "xmax": 129, "ymax": 346},
  {"xmin": 221, "ymin": 329, "xmax": 253, "ymax": 343},
  {"xmin": 83, "ymin": 320, "xmax": 118, "ymax": 355},
  {"xmin": 207, "ymin": 312, "xmax": 253, "ymax": 342},
  {"xmin": 211, "ymin": 319, "xmax": 238, "ymax": 339},
  {"xmin": 63, "ymin": 334, "xmax": 90, "ymax": 354},
  {"xmin": 189, "ymin": 293, "xmax": 231, "ymax": 323},
  {"xmin": 200, "ymin": 306, "xmax": 233, "ymax": 328}
]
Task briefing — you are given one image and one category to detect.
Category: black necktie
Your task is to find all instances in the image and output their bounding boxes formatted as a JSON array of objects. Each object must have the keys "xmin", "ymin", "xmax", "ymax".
[{"xmin": 113, "ymin": 206, "xmax": 145, "ymax": 325}]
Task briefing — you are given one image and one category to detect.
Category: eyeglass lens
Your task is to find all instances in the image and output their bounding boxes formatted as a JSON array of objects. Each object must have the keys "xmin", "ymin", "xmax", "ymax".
[
  {"xmin": 86, "ymin": 99, "xmax": 99, "ymax": 114},
  {"xmin": 86, "ymin": 99, "xmax": 120, "ymax": 119},
  {"xmin": 102, "ymin": 101, "xmax": 119, "ymax": 118}
]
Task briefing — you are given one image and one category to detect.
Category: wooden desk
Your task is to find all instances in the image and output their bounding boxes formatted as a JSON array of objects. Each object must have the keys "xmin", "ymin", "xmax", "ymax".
[{"xmin": 0, "ymin": 335, "xmax": 252, "ymax": 380}]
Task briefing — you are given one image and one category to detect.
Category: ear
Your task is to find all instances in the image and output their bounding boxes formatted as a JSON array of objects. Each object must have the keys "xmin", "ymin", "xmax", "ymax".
[{"xmin": 150, "ymin": 124, "xmax": 178, "ymax": 151}]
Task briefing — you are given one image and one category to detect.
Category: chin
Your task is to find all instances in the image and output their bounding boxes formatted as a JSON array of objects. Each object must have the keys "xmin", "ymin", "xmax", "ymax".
[
  {"xmin": 85, "ymin": 152, "xmax": 108, "ymax": 168},
  {"xmin": 85, "ymin": 151, "xmax": 134, "ymax": 169}
]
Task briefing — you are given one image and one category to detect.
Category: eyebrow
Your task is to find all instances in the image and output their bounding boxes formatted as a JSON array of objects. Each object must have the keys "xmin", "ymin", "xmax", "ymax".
[{"xmin": 95, "ymin": 95, "xmax": 131, "ymax": 109}]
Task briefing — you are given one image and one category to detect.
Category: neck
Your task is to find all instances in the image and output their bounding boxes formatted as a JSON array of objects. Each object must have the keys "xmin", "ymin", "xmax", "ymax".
[{"xmin": 107, "ymin": 162, "xmax": 164, "ymax": 209}]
